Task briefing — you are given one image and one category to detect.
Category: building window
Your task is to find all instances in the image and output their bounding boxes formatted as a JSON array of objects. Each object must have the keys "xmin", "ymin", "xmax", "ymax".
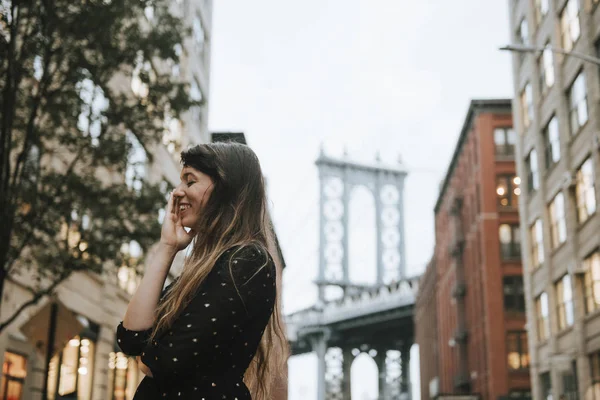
[
  {"xmin": 583, "ymin": 251, "xmax": 600, "ymax": 315},
  {"xmin": 543, "ymin": 116, "xmax": 560, "ymax": 170},
  {"xmin": 506, "ymin": 331, "xmax": 529, "ymax": 370},
  {"xmin": 500, "ymin": 224, "xmax": 521, "ymax": 260},
  {"xmin": 540, "ymin": 372, "xmax": 552, "ymax": 400},
  {"xmin": 521, "ymin": 83, "xmax": 533, "ymax": 128},
  {"xmin": 504, "ymin": 276, "xmax": 525, "ymax": 313},
  {"xmin": 125, "ymin": 131, "xmax": 147, "ymax": 193},
  {"xmin": 516, "ymin": 17, "xmax": 529, "ymax": 64},
  {"xmin": 108, "ymin": 351, "xmax": 139, "ymax": 400},
  {"xmin": 47, "ymin": 335, "xmax": 96, "ymax": 400},
  {"xmin": 575, "ymin": 158, "xmax": 596, "ymax": 224},
  {"xmin": 118, "ymin": 241, "xmax": 143, "ymax": 295},
  {"xmin": 562, "ymin": 365, "xmax": 579, "ymax": 400},
  {"xmin": 568, "ymin": 71, "xmax": 588, "ymax": 135},
  {"xmin": 530, "ymin": 219, "xmax": 545, "ymax": 269},
  {"xmin": 526, "ymin": 149, "xmax": 540, "ymax": 192},
  {"xmin": 560, "ymin": 0, "xmax": 580, "ymax": 52},
  {"xmin": 494, "ymin": 127, "xmax": 516, "ymax": 157},
  {"xmin": 556, "ymin": 274, "xmax": 574, "ymax": 330},
  {"xmin": 549, "ymin": 192, "xmax": 567, "ymax": 249},
  {"xmin": 539, "ymin": 44, "xmax": 554, "ymax": 91},
  {"xmin": 0, "ymin": 352, "xmax": 27, "ymax": 400},
  {"xmin": 591, "ymin": 351, "xmax": 600, "ymax": 400},
  {"xmin": 535, "ymin": 0, "xmax": 549, "ymax": 26},
  {"xmin": 536, "ymin": 292, "xmax": 550, "ymax": 341},
  {"xmin": 193, "ymin": 15, "xmax": 206, "ymax": 54},
  {"xmin": 497, "ymin": 175, "xmax": 521, "ymax": 209}
]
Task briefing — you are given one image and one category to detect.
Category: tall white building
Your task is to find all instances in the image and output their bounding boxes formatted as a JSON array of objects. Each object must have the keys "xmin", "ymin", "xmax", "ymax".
[{"xmin": 507, "ymin": 1, "xmax": 600, "ymax": 399}]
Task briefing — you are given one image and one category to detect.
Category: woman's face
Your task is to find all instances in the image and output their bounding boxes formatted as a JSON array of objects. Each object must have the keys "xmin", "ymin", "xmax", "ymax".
[{"xmin": 173, "ymin": 166, "xmax": 214, "ymax": 228}]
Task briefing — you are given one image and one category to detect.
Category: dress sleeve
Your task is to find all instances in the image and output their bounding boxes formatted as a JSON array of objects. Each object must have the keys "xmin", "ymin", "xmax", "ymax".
[
  {"xmin": 115, "ymin": 279, "xmax": 178, "ymax": 356},
  {"xmin": 140, "ymin": 244, "xmax": 276, "ymax": 379}
]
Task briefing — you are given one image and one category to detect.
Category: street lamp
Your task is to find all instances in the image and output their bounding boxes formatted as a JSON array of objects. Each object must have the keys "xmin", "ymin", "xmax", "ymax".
[{"xmin": 500, "ymin": 44, "xmax": 600, "ymax": 66}]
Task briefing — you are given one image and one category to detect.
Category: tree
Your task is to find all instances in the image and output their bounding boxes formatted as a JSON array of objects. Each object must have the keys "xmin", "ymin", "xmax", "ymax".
[{"xmin": 0, "ymin": 0, "xmax": 198, "ymax": 332}]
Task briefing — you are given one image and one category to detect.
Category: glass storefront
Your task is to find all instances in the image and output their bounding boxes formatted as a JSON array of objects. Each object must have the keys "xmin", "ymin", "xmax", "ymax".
[
  {"xmin": 0, "ymin": 352, "xmax": 27, "ymax": 400},
  {"xmin": 107, "ymin": 351, "xmax": 139, "ymax": 400},
  {"xmin": 46, "ymin": 335, "xmax": 96, "ymax": 400}
]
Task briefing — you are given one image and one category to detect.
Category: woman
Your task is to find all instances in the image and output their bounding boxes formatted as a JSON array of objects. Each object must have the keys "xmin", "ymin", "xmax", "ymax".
[{"xmin": 116, "ymin": 143, "xmax": 287, "ymax": 399}]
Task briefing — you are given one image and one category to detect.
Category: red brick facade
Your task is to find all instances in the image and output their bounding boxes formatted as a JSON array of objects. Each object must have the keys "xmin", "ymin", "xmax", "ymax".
[
  {"xmin": 415, "ymin": 259, "xmax": 439, "ymax": 398},
  {"xmin": 416, "ymin": 100, "xmax": 530, "ymax": 400}
]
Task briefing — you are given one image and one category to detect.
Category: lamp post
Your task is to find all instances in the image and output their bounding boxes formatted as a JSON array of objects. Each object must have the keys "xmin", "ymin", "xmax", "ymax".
[{"xmin": 500, "ymin": 44, "xmax": 600, "ymax": 66}]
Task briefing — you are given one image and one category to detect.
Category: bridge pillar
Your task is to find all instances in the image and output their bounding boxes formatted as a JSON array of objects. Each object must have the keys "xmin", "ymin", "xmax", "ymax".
[
  {"xmin": 310, "ymin": 333, "xmax": 329, "ymax": 400},
  {"xmin": 400, "ymin": 343, "xmax": 412, "ymax": 400},
  {"xmin": 374, "ymin": 350, "xmax": 388, "ymax": 400},
  {"xmin": 342, "ymin": 348, "xmax": 354, "ymax": 400}
]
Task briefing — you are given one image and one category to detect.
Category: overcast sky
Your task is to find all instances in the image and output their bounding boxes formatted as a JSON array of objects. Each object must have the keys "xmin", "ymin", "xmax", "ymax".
[{"xmin": 208, "ymin": 1, "xmax": 515, "ymax": 399}]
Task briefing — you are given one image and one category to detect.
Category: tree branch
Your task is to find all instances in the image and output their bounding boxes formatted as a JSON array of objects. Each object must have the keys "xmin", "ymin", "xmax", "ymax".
[
  {"xmin": 3, "ymin": 149, "xmax": 85, "ymax": 274},
  {"xmin": 0, "ymin": 270, "xmax": 70, "ymax": 332},
  {"xmin": 10, "ymin": 7, "xmax": 55, "ymax": 203}
]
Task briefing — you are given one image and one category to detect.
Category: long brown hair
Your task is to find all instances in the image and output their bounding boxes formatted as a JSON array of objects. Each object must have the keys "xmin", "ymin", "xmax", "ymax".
[{"xmin": 151, "ymin": 142, "xmax": 288, "ymax": 398}]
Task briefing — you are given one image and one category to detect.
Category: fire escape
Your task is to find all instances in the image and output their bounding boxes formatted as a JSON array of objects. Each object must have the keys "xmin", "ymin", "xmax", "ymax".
[{"xmin": 449, "ymin": 196, "xmax": 470, "ymax": 393}]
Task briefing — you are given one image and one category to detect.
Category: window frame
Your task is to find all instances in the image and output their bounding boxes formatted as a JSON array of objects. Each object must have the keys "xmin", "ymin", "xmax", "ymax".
[
  {"xmin": 496, "ymin": 175, "xmax": 521, "ymax": 210},
  {"xmin": 506, "ymin": 330, "xmax": 530, "ymax": 370},
  {"xmin": 548, "ymin": 191, "xmax": 567, "ymax": 249},
  {"xmin": 521, "ymin": 83, "xmax": 534, "ymax": 129},
  {"xmin": 543, "ymin": 115, "xmax": 561, "ymax": 171},
  {"xmin": 526, "ymin": 149, "xmax": 540, "ymax": 193},
  {"xmin": 500, "ymin": 224, "xmax": 522, "ymax": 261},
  {"xmin": 530, "ymin": 219, "xmax": 545, "ymax": 269},
  {"xmin": 504, "ymin": 276, "xmax": 526, "ymax": 313},
  {"xmin": 494, "ymin": 127, "xmax": 517, "ymax": 158},
  {"xmin": 575, "ymin": 157, "xmax": 597, "ymax": 224},
  {"xmin": 536, "ymin": 292, "xmax": 550, "ymax": 341},
  {"xmin": 538, "ymin": 43, "xmax": 554, "ymax": 93},
  {"xmin": 567, "ymin": 71, "xmax": 588, "ymax": 135},
  {"xmin": 555, "ymin": 274, "xmax": 575, "ymax": 330},
  {"xmin": 583, "ymin": 250, "xmax": 600, "ymax": 315},
  {"xmin": 0, "ymin": 351, "xmax": 28, "ymax": 400},
  {"xmin": 560, "ymin": 0, "xmax": 581, "ymax": 52}
]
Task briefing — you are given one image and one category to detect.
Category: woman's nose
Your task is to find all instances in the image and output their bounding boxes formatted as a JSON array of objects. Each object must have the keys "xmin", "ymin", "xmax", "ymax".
[{"xmin": 173, "ymin": 186, "xmax": 186, "ymax": 198}]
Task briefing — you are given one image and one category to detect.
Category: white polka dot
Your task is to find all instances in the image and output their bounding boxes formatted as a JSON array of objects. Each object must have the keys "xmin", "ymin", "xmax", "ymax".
[
  {"xmin": 205, "ymin": 303, "xmax": 210, "ymax": 307},
  {"xmin": 187, "ymin": 324, "xmax": 192, "ymax": 328},
  {"xmin": 211, "ymin": 318, "xmax": 217, "ymax": 322},
  {"xmin": 173, "ymin": 358, "xmax": 178, "ymax": 362}
]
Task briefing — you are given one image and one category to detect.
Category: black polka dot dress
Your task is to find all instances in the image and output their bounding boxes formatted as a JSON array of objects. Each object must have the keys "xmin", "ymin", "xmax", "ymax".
[{"xmin": 116, "ymin": 244, "xmax": 277, "ymax": 399}]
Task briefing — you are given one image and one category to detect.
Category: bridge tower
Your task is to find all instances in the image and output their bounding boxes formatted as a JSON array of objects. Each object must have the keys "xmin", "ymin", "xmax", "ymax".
[
  {"xmin": 316, "ymin": 149, "xmax": 408, "ymax": 301},
  {"xmin": 308, "ymin": 149, "xmax": 411, "ymax": 400}
]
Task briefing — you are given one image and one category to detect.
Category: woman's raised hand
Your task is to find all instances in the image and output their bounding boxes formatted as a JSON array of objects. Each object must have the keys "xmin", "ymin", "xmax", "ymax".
[{"xmin": 159, "ymin": 192, "xmax": 196, "ymax": 252}]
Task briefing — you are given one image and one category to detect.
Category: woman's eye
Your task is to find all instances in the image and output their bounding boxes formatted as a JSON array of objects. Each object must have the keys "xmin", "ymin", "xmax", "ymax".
[{"xmin": 187, "ymin": 181, "xmax": 195, "ymax": 187}]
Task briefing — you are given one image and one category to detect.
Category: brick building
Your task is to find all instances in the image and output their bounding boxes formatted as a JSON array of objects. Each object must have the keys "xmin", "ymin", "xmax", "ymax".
[
  {"xmin": 416, "ymin": 258, "xmax": 439, "ymax": 399},
  {"xmin": 417, "ymin": 99, "xmax": 531, "ymax": 399}
]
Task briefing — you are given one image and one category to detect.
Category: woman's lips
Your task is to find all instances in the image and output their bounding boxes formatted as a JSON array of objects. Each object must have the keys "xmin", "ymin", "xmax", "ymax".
[{"xmin": 179, "ymin": 203, "xmax": 191, "ymax": 216}]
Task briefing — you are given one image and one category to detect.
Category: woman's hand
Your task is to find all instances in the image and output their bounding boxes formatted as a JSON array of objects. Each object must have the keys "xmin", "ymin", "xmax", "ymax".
[
  {"xmin": 160, "ymin": 192, "xmax": 196, "ymax": 252},
  {"xmin": 137, "ymin": 356, "xmax": 153, "ymax": 377}
]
